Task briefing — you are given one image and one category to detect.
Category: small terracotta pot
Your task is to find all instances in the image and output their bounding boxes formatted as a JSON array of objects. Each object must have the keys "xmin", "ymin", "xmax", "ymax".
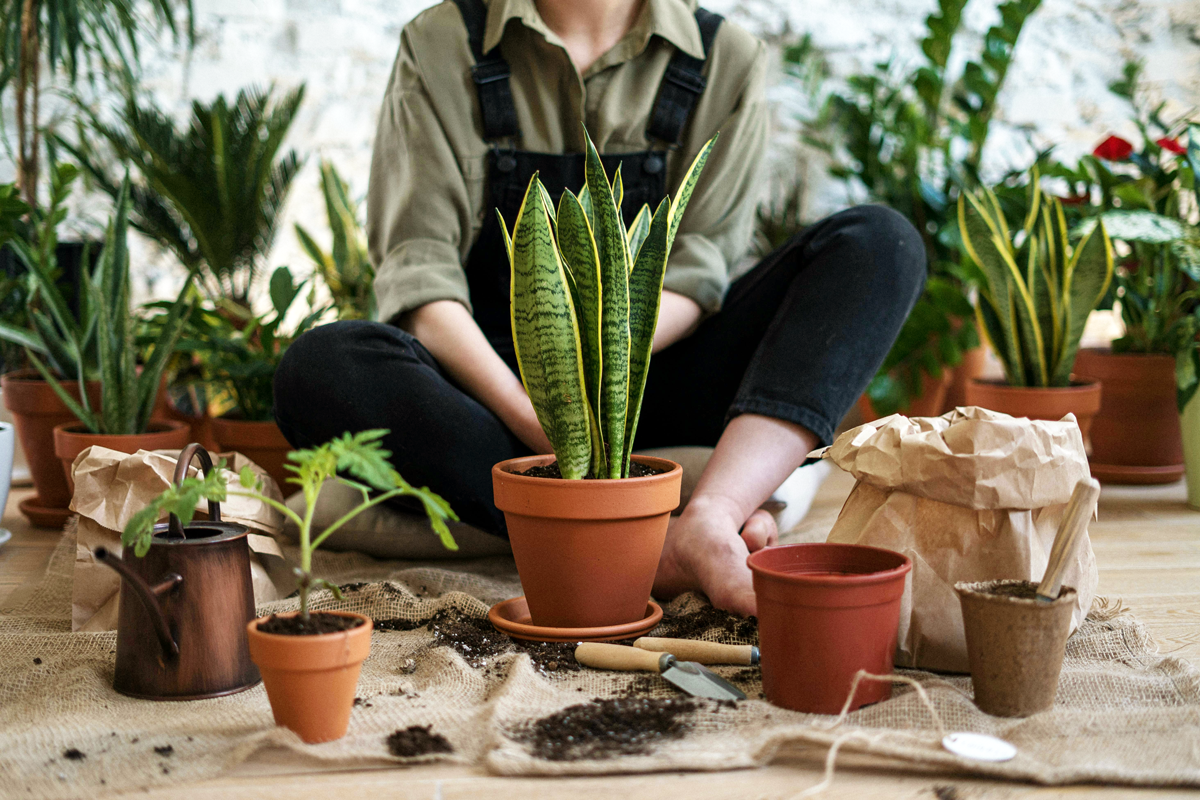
[
  {"xmin": 955, "ymin": 580, "xmax": 1077, "ymax": 717},
  {"xmin": 492, "ymin": 454, "xmax": 682, "ymax": 629},
  {"xmin": 1073, "ymin": 349, "xmax": 1184, "ymax": 484},
  {"xmin": 53, "ymin": 420, "xmax": 191, "ymax": 493},
  {"xmin": 964, "ymin": 379, "xmax": 1102, "ymax": 439},
  {"xmin": 247, "ymin": 611, "xmax": 373, "ymax": 743},
  {"xmin": 1182, "ymin": 394, "xmax": 1200, "ymax": 511},
  {"xmin": 2, "ymin": 370, "xmax": 101, "ymax": 525},
  {"xmin": 858, "ymin": 369, "xmax": 952, "ymax": 423},
  {"xmin": 942, "ymin": 345, "xmax": 987, "ymax": 413},
  {"xmin": 747, "ymin": 543, "xmax": 912, "ymax": 714},
  {"xmin": 211, "ymin": 417, "xmax": 292, "ymax": 492}
]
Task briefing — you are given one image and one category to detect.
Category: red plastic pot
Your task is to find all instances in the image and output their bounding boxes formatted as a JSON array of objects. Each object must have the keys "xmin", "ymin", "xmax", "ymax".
[
  {"xmin": 748, "ymin": 543, "xmax": 912, "ymax": 714},
  {"xmin": 492, "ymin": 454, "xmax": 682, "ymax": 629}
]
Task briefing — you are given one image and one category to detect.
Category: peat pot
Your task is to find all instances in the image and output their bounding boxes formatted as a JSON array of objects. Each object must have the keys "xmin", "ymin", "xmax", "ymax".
[
  {"xmin": 965, "ymin": 379, "xmax": 1101, "ymax": 440},
  {"xmin": 492, "ymin": 454, "xmax": 682, "ymax": 629},
  {"xmin": 247, "ymin": 611, "xmax": 373, "ymax": 743},
  {"xmin": 1, "ymin": 370, "xmax": 101, "ymax": 527},
  {"xmin": 956, "ymin": 580, "xmax": 1076, "ymax": 717},
  {"xmin": 53, "ymin": 420, "xmax": 190, "ymax": 494},
  {"xmin": 211, "ymin": 417, "xmax": 292, "ymax": 492},
  {"xmin": 93, "ymin": 444, "xmax": 260, "ymax": 699},
  {"xmin": 747, "ymin": 543, "xmax": 912, "ymax": 714},
  {"xmin": 1073, "ymin": 349, "xmax": 1184, "ymax": 484}
]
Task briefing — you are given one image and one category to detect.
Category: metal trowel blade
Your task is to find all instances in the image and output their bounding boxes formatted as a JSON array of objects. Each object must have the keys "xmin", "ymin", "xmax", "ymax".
[{"xmin": 661, "ymin": 658, "xmax": 747, "ymax": 701}]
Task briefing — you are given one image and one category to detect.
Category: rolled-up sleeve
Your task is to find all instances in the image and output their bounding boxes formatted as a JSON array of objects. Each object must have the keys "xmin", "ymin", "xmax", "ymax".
[
  {"xmin": 662, "ymin": 38, "xmax": 768, "ymax": 315},
  {"xmin": 367, "ymin": 28, "xmax": 475, "ymax": 324}
]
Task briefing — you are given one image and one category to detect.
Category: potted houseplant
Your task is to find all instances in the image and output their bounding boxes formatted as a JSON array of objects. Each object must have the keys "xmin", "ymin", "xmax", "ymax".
[
  {"xmin": 124, "ymin": 429, "xmax": 457, "ymax": 742},
  {"xmin": 294, "ymin": 160, "xmax": 376, "ymax": 321},
  {"xmin": 960, "ymin": 172, "xmax": 1114, "ymax": 435},
  {"xmin": 490, "ymin": 129, "xmax": 713, "ymax": 630},
  {"xmin": 1174, "ymin": 124, "xmax": 1200, "ymax": 509},
  {"xmin": 40, "ymin": 178, "xmax": 196, "ymax": 487}
]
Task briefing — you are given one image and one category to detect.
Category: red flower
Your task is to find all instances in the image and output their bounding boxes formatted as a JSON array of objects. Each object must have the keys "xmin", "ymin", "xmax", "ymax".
[
  {"xmin": 1057, "ymin": 193, "xmax": 1089, "ymax": 205},
  {"xmin": 1156, "ymin": 137, "xmax": 1186, "ymax": 155},
  {"xmin": 1093, "ymin": 135, "xmax": 1134, "ymax": 161}
]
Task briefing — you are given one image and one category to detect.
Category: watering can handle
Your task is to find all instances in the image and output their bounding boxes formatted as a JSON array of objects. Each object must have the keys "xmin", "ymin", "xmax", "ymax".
[{"xmin": 168, "ymin": 443, "xmax": 222, "ymax": 538}]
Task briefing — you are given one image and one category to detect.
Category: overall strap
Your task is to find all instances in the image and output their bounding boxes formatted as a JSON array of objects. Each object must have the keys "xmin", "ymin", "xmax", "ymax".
[
  {"xmin": 646, "ymin": 8, "xmax": 723, "ymax": 147},
  {"xmin": 452, "ymin": 0, "xmax": 519, "ymax": 142}
]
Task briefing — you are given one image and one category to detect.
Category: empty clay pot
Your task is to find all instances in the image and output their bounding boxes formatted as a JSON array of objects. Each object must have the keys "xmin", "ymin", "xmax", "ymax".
[
  {"xmin": 211, "ymin": 417, "xmax": 293, "ymax": 492},
  {"xmin": 491, "ymin": 454, "xmax": 682, "ymax": 629},
  {"xmin": 955, "ymin": 579, "xmax": 1077, "ymax": 717},
  {"xmin": 747, "ymin": 543, "xmax": 912, "ymax": 714},
  {"xmin": 965, "ymin": 379, "xmax": 1101, "ymax": 439},
  {"xmin": 247, "ymin": 611, "xmax": 373, "ymax": 743},
  {"xmin": 53, "ymin": 420, "xmax": 191, "ymax": 493}
]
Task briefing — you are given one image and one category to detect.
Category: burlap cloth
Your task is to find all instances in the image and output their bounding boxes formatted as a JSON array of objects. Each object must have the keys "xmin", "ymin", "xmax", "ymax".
[{"xmin": 2, "ymin": 526, "xmax": 1199, "ymax": 799}]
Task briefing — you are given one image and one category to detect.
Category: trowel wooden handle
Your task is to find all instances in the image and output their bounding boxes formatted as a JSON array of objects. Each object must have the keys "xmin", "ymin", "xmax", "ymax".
[
  {"xmin": 575, "ymin": 642, "xmax": 667, "ymax": 673},
  {"xmin": 1038, "ymin": 477, "xmax": 1101, "ymax": 601},
  {"xmin": 633, "ymin": 637, "xmax": 758, "ymax": 665}
]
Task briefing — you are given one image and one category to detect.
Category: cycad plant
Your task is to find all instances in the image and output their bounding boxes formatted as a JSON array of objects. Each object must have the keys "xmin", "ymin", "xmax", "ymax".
[
  {"xmin": 499, "ymin": 128, "xmax": 715, "ymax": 479},
  {"xmin": 294, "ymin": 160, "xmax": 375, "ymax": 320},
  {"xmin": 958, "ymin": 175, "xmax": 1114, "ymax": 388}
]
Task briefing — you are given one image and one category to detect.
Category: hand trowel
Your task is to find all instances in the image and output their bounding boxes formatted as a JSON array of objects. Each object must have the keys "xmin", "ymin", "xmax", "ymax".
[{"xmin": 574, "ymin": 642, "xmax": 747, "ymax": 701}]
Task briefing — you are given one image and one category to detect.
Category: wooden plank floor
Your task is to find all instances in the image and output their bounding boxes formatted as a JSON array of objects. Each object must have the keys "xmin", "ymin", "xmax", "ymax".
[{"xmin": 3, "ymin": 468, "xmax": 1199, "ymax": 799}]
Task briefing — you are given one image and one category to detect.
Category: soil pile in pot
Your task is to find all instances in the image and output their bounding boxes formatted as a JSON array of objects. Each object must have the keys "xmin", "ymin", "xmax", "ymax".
[
  {"xmin": 256, "ymin": 613, "xmax": 365, "ymax": 635},
  {"xmin": 516, "ymin": 460, "xmax": 665, "ymax": 479},
  {"xmin": 512, "ymin": 697, "xmax": 698, "ymax": 761},
  {"xmin": 386, "ymin": 726, "xmax": 454, "ymax": 757}
]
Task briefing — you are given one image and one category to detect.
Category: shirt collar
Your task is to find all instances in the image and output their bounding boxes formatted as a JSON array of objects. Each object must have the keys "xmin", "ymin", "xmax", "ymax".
[{"xmin": 482, "ymin": 0, "xmax": 705, "ymax": 61}]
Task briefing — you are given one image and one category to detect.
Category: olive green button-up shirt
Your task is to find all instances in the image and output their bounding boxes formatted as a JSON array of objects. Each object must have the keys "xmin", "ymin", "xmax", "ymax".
[{"xmin": 367, "ymin": 0, "xmax": 768, "ymax": 325}]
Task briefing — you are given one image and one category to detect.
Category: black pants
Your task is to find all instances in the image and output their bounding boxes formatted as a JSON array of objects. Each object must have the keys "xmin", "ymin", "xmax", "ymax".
[{"xmin": 274, "ymin": 206, "xmax": 926, "ymax": 536}]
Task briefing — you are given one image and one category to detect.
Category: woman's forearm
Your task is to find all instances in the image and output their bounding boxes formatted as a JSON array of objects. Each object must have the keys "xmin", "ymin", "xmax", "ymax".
[
  {"xmin": 653, "ymin": 290, "xmax": 704, "ymax": 353},
  {"xmin": 399, "ymin": 300, "xmax": 553, "ymax": 453}
]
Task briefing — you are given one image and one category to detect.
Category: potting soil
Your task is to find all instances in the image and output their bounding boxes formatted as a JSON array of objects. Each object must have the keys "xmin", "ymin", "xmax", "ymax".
[{"xmin": 2, "ymin": 525, "xmax": 1200, "ymax": 800}]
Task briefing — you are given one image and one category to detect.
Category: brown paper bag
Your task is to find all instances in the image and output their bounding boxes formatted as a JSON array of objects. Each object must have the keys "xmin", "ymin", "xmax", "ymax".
[
  {"xmin": 69, "ymin": 446, "xmax": 286, "ymax": 632},
  {"xmin": 818, "ymin": 407, "xmax": 1098, "ymax": 673}
]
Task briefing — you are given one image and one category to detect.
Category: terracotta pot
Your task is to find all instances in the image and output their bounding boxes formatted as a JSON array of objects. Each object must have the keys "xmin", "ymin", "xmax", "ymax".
[
  {"xmin": 53, "ymin": 420, "xmax": 191, "ymax": 493},
  {"xmin": 247, "ymin": 611, "xmax": 373, "ymax": 743},
  {"xmin": 151, "ymin": 380, "xmax": 221, "ymax": 453},
  {"xmin": 492, "ymin": 454, "xmax": 682, "ymax": 629},
  {"xmin": 955, "ymin": 580, "xmax": 1077, "ymax": 717},
  {"xmin": 1182, "ymin": 394, "xmax": 1200, "ymax": 511},
  {"xmin": 858, "ymin": 369, "xmax": 952, "ymax": 423},
  {"xmin": 942, "ymin": 345, "xmax": 987, "ymax": 413},
  {"xmin": 1, "ymin": 370, "xmax": 101, "ymax": 526},
  {"xmin": 211, "ymin": 417, "xmax": 292, "ymax": 492},
  {"xmin": 747, "ymin": 543, "xmax": 912, "ymax": 714},
  {"xmin": 1073, "ymin": 349, "xmax": 1184, "ymax": 484},
  {"xmin": 964, "ymin": 379, "xmax": 1102, "ymax": 439}
]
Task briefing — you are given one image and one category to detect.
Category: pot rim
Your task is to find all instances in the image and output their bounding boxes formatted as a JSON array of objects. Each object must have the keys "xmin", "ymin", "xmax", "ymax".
[
  {"xmin": 52, "ymin": 419, "xmax": 190, "ymax": 439},
  {"xmin": 247, "ymin": 610, "xmax": 374, "ymax": 641},
  {"xmin": 954, "ymin": 578, "xmax": 1078, "ymax": 607},
  {"xmin": 967, "ymin": 378, "xmax": 1100, "ymax": 394},
  {"xmin": 492, "ymin": 453, "xmax": 682, "ymax": 485},
  {"xmin": 1077, "ymin": 347, "xmax": 1175, "ymax": 361},
  {"xmin": 148, "ymin": 519, "xmax": 249, "ymax": 546},
  {"xmin": 747, "ymin": 542, "xmax": 912, "ymax": 586}
]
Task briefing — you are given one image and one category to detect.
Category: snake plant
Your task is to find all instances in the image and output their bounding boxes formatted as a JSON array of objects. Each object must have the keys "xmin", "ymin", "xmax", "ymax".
[
  {"xmin": 498, "ymin": 128, "xmax": 716, "ymax": 479},
  {"xmin": 958, "ymin": 174, "xmax": 1113, "ymax": 388}
]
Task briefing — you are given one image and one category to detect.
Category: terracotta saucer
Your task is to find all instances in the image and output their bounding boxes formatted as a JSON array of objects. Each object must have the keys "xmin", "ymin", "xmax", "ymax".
[
  {"xmin": 1089, "ymin": 462, "xmax": 1185, "ymax": 486},
  {"xmin": 488, "ymin": 596, "xmax": 663, "ymax": 643},
  {"xmin": 18, "ymin": 496, "xmax": 73, "ymax": 529}
]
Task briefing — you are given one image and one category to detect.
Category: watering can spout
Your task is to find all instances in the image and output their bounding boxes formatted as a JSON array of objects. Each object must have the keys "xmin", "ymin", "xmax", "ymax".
[{"xmin": 94, "ymin": 547, "xmax": 182, "ymax": 658}]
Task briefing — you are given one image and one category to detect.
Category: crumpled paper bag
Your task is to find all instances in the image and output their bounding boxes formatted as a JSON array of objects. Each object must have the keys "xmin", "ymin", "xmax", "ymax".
[
  {"xmin": 69, "ymin": 446, "xmax": 286, "ymax": 632},
  {"xmin": 817, "ymin": 406, "xmax": 1098, "ymax": 673}
]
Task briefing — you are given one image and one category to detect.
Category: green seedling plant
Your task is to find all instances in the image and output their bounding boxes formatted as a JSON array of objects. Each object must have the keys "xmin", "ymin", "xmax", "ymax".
[
  {"xmin": 123, "ymin": 429, "xmax": 458, "ymax": 620},
  {"xmin": 497, "ymin": 126, "xmax": 715, "ymax": 479}
]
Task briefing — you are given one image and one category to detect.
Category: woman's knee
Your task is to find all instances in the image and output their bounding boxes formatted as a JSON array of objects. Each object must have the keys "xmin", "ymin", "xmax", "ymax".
[{"xmin": 824, "ymin": 204, "xmax": 927, "ymax": 300}]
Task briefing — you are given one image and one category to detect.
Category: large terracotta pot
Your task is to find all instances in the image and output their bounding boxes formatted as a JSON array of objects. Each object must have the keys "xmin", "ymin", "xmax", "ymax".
[
  {"xmin": 748, "ymin": 543, "xmax": 912, "ymax": 714},
  {"xmin": 211, "ymin": 417, "xmax": 292, "ymax": 493},
  {"xmin": 1, "ymin": 370, "xmax": 101, "ymax": 527},
  {"xmin": 858, "ymin": 369, "xmax": 953, "ymax": 423},
  {"xmin": 965, "ymin": 379, "xmax": 1102, "ymax": 439},
  {"xmin": 492, "ymin": 454, "xmax": 682, "ymax": 629},
  {"xmin": 53, "ymin": 420, "xmax": 191, "ymax": 493},
  {"xmin": 1182, "ymin": 393, "xmax": 1200, "ymax": 511},
  {"xmin": 247, "ymin": 611, "xmax": 373, "ymax": 743},
  {"xmin": 1073, "ymin": 349, "xmax": 1184, "ymax": 484}
]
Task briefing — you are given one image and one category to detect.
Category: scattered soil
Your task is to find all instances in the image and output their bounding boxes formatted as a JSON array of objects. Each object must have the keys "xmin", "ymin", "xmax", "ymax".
[
  {"xmin": 654, "ymin": 605, "xmax": 758, "ymax": 642},
  {"xmin": 727, "ymin": 667, "xmax": 761, "ymax": 685},
  {"xmin": 256, "ymin": 613, "xmax": 365, "ymax": 636},
  {"xmin": 153, "ymin": 745, "xmax": 174, "ymax": 757},
  {"xmin": 933, "ymin": 786, "xmax": 960, "ymax": 800},
  {"xmin": 514, "ymin": 697, "xmax": 697, "ymax": 761},
  {"xmin": 32, "ymin": 658, "xmax": 41, "ymax": 665},
  {"xmin": 620, "ymin": 675, "xmax": 660, "ymax": 697},
  {"xmin": 386, "ymin": 726, "xmax": 454, "ymax": 758},
  {"xmin": 63, "ymin": 749, "xmax": 86, "ymax": 761},
  {"xmin": 516, "ymin": 461, "xmax": 665, "ymax": 479},
  {"xmin": 973, "ymin": 582, "xmax": 1064, "ymax": 601}
]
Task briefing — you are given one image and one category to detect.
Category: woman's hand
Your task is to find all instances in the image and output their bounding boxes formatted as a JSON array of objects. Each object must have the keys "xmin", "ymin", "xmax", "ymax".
[{"xmin": 400, "ymin": 300, "xmax": 554, "ymax": 454}]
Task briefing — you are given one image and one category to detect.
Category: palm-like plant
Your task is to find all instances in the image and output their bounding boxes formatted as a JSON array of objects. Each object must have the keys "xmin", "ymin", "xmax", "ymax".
[
  {"xmin": 62, "ymin": 85, "xmax": 304, "ymax": 307},
  {"xmin": 294, "ymin": 160, "xmax": 375, "ymax": 320},
  {"xmin": 498, "ymin": 127, "xmax": 714, "ymax": 479}
]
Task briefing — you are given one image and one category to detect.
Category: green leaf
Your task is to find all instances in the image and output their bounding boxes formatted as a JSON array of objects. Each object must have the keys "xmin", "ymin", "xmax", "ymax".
[
  {"xmin": 1055, "ymin": 219, "xmax": 1113, "ymax": 385},
  {"xmin": 269, "ymin": 267, "xmax": 299, "ymax": 317},
  {"xmin": 667, "ymin": 136, "xmax": 719, "ymax": 253},
  {"xmin": 626, "ymin": 204, "xmax": 652, "ymax": 267}
]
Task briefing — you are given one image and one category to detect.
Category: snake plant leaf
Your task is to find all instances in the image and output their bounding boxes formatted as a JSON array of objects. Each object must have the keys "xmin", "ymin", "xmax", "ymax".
[
  {"xmin": 495, "ymin": 209, "xmax": 513, "ymax": 261},
  {"xmin": 959, "ymin": 192, "xmax": 1025, "ymax": 383},
  {"xmin": 1036, "ymin": 203, "xmax": 1063, "ymax": 362},
  {"xmin": 1053, "ymin": 218, "xmax": 1112, "ymax": 386},
  {"xmin": 578, "ymin": 185, "xmax": 595, "ymax": 233},
  {"xmin": 509, "ymin": 174, "xmax": 592, "ymax": 479},
  {"xmin": 667, "ymin": 136, "xmax": 719, "ymax": 251},
  {"xmin": 583, "ymin": 129, "xmax": 630, "ymax": 478},
  {"xmin": 613, "ymin": 164, "xmax": 624, "ymax": 213},
  {"xmin": 556, "ymin": 189, "xmax": 607, "ymax": 478},
  {"xmin": 622, "ymin": 197, "xmax": 672, "ymax": 474},
  {"xmin": 626, "ymin": 204, "xmax": 652, "ymax": 268},
  {"xmin": 538, "ymin": 182, "xmax": 558, "ymax": 226}
]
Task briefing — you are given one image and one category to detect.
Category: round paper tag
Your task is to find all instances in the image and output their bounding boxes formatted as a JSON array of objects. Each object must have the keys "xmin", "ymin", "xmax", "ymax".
[{"xmin": 942, "ymin": 732, "xmax": 1017, "ymax": 762}]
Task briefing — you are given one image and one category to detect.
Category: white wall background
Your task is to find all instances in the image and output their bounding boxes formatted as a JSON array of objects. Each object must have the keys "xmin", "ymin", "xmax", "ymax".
[{"xmin": 5, "ymin": 0, "xmax": 1199, "ymax": 304}]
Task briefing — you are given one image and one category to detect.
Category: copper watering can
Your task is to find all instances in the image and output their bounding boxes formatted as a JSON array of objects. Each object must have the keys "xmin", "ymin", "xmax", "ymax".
[{"xmin": 95, "ymin": 443, "xmax": 261, "ymax": 700}]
